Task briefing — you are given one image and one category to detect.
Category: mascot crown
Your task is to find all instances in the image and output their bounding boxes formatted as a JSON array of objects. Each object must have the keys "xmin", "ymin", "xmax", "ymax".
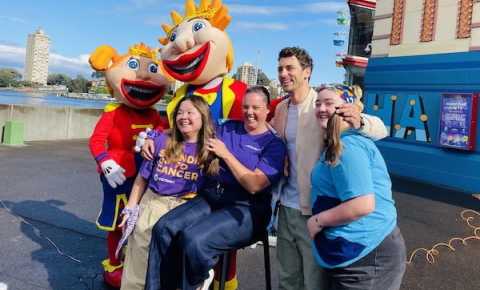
[
  {"xmin": 128, "ymin": 43, "xmax": 157, "ymax": 60},
  {"xmin": 159, "ymin": 0, "xmax": 231, "ymax": 45}
]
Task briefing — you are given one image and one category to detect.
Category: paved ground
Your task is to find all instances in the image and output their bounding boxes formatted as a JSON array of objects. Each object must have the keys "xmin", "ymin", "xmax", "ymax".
[{"xmin": 0, "ymin": 140, "xmax": 479, "ymax": 290}]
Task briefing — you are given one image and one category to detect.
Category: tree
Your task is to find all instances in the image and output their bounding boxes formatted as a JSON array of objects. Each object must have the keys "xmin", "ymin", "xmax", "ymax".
[
  {"xmin": 0, "ymin": 68, "xmax": 22, "ymax": 87},
  {"xmin": 67, "ymin": 75, "xmax": 89, "ymax": 93},
  {"xmin": 47, "ymin": 73, "xmax": 71, "ymax": 86},
  {"xmin": 256, "ymin": 70, "xmax": 270, "ymax": 86}
]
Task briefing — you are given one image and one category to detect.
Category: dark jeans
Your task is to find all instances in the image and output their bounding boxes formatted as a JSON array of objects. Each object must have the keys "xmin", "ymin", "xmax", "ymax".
[
  {"xmin": 326, "ymin": 226, "xmax": 406, "ymax": 290},
  {"xmin": 145, "ymin": 195, "xmax": 270, "ymax": 290}
]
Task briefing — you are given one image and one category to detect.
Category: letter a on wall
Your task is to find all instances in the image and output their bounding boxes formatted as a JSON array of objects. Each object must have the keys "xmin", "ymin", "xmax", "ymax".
[{"xmin": 394, "ymin": 95, "xmax": 431, "ymax": 142}]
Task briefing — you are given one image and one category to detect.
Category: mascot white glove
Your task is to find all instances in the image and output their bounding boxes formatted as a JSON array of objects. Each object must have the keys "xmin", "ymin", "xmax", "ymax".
[
  {"xmin": 134, "ymin": 128, "xmax": 151, "ymax": 153},
  {"xmin": 100, "ymin": 159, "xmax": 126, "ymax": 188}
]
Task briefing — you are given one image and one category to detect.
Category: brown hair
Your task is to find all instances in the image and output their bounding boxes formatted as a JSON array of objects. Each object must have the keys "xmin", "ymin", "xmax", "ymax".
[
  {"xmin": 319, "ymin": 85, "xmax": 363, "ymax": 166},
  {"xmin": 164, "ymin": 95, "xmax": 220, "ymax": 175},
  {"xmin": 245, "ymin": 85, "xmax": 271, "ymax": 104},
  {"xmin": 278, "ymin": 47, "xmax": 313, "ymax": 72}
]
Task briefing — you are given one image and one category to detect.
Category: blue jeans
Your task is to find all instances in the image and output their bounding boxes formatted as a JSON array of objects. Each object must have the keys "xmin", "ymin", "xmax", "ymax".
[
  {"xmin": 326, "ymin": 226, "xmax": 406, "ymax": 290},
  {"xmin": 145, "ymin": 195, "xmax": 270, "ymax": 290}
]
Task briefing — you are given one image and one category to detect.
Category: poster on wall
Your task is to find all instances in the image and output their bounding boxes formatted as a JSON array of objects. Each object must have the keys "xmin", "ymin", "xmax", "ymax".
[{"xmin": 439, "ymin": 93, "xmax": 478, "ymax": 151}]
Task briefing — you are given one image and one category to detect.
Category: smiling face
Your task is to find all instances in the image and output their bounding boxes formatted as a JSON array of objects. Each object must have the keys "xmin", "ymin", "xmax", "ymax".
[
  {"xmin": 106, "ymin": 55, "xmax": 170, "ymax": 109},
  {"xmin": 315, "ymin": 89, "xmax": 344, "ymax": 129},
  {"xmin": 175, "ymin": 99, "xmax": 203, "ymax": 139},
  {"xmin": 161, "ymin": 18, "xmax": 230, "ymax": 85},
  {"xmin": 242, "ymin": 91, "xmax": 269, "ymax": 132},
  {"xmin": 277, "ymin": 56, "xmax": 311, "ymax": 94}
]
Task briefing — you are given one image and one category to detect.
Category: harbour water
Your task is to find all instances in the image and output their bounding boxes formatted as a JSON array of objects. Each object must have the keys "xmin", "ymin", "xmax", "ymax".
[{"xmin": 0, "ymin": 90, "xmax": 111, "ymax": 109}]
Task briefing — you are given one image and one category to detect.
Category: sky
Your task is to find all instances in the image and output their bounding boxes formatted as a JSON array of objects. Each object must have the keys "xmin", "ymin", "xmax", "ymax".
[{"xmin": 0, "ymin": 0, "xmax": 349, "ymax": 86}]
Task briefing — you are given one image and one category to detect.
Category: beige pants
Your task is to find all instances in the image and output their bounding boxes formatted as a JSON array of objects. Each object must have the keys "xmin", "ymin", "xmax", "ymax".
[{"xmin": 121, "ymin": 189, "xmax": 187, "ymax": 290}]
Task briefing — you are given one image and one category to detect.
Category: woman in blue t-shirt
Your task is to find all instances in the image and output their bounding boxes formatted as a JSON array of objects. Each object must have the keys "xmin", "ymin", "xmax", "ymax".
[
  {"xmin": 144, "ymin": 86, "xmax": 287, "ymax": 290},
  {"xmin": 307, "ymin": 85, "xmax": 406, "ymax": 290},
  {"xmin": 118, "ymin": 95, "xmax": 219, "ymax": 290}
]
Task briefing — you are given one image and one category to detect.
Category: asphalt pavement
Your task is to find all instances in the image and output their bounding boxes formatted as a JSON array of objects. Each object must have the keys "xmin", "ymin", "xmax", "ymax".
[{"xmin": 0, "ymin": 140, "xmax": 479, "ymax": 290}]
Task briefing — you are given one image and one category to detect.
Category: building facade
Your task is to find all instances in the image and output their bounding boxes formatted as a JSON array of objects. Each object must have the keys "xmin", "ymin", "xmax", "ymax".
[
  {"xmin": 338, "ymin": 0, "xmax": 376, "ymax": 88},
  {"xmin": 236, "ymin": 63, "xmax": 258, "ymax": 86},
  {"xmin": 24, "ymin": 28, "xmax": 50, "ymax": 85},
  {"xmin": 363, "ymin": 0, "xmax": 480, "ymax": 192}
]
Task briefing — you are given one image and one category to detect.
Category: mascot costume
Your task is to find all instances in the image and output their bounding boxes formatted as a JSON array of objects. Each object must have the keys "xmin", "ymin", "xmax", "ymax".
[
  {"xmin": 151, "ymin": 0, "xmax": 245, "ymax": 289},
  {"xmin": 88, "ymin": 43, "xmax": 171, "ymax": 288}
]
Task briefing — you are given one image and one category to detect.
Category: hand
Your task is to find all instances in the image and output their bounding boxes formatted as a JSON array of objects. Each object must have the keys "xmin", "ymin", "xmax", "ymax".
[
  {"xmin": 115, "ymin": 205, "xmax": 140, "ymax": 258},
  {"xmin": 336, "ymin": 103, "xmax": 362, "ymax": 129},
  {"xmin": 118, "ymin": 212, "xmax": 129, "ymax": 228},
  {"xmin": 100, "ymin": 159, "xmax": 126, "ymax": 188},
  {"xmin": 141, "ymin": 139, "xmax": 155, "ymax": 160},
  {"xmin": 307, "ymin": 215, "xmax": 323, "ymax": 239},
  {"xmin": 206, "ymin": 138, "xmax": 231, "ymax": 159},
  {"xmin": 134, "ymin": 128, "xmax": 151, "ymax": 153}
]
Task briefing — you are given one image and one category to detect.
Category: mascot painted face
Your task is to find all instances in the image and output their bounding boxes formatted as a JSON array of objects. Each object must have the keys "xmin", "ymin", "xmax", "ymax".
[
  {"xmin": 88, "ymin": 43, "xmax": 171, "ymax": 288},
  {"xmin": 90, "ymin": 43, "xmax": 170, "ymax": 108},
  {"xmin": 159, "ymin": 0, "xmax": 233, "ymax": 85},
  {"xmin": 160, "ymin": 0, "xmax": 245, "ymax": 130}
]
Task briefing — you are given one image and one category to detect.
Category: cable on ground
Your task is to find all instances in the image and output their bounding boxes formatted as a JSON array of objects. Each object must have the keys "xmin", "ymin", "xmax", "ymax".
[{"xmin": 407, "ymin": 209, "xmax": 480, "ymax": 264}]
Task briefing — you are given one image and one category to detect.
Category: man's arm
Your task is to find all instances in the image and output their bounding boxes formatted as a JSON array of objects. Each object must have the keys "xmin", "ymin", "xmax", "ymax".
[{"xmin": 359, "ymin": 114, "xmax": 388, "ymax": 141}]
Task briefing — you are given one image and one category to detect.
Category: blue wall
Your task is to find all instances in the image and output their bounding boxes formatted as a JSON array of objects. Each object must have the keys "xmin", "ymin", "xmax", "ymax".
[{"xmin": 364, "ymin": 51, "xmax": 480, "ymax": 193}]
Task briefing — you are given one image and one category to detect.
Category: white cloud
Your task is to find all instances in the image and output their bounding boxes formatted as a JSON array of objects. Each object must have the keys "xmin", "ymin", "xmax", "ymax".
[
  {"xmin": 305, "ymin": 2, "xmax": 347, "ymax": 13},
  {"xmin": 0, "ymin": 44, "xmax": 91, "ymax": 77},
  {"xmin": 229, "ymin": 4, "xmax": 294, "ymax": 15},
  {"xmin": 0, "ymin": 16, "xmax": 27, "ymax": 24},
  {"xmin": 236, "ymin": 21, "xmax": 288, "ymax": 31},
  {"xmin": 229, "ymin": 2, "xmax": 346, "ymax": 15}
]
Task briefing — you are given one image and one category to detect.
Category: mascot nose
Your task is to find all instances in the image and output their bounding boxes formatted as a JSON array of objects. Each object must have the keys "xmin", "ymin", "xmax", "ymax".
[{"xmin": 174, "ymin": 34, "xmax": 196, "ymax": 52}]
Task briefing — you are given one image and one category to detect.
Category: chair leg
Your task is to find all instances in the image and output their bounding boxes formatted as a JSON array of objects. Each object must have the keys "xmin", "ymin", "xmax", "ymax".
[
  {"xmin": 182, "ymin": 251, "xmax": 187, "ymax": 290},
  {"xmin": 263, "ymin": 231, "xmax": 272, "ymax": 290},
  {"xmin": 219, "ymin": 253, "xmax": 229, "ymax": 290}
]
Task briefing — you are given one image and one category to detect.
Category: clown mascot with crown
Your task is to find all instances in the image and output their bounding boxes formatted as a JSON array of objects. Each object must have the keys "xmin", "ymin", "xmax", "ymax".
[
  {"xmin": 139, "ymin": 1, "xmax": 246, "ymax": 289},
  {"xmin": 88, "ymin": 43, "xmax": 171, "ymax": 288}
]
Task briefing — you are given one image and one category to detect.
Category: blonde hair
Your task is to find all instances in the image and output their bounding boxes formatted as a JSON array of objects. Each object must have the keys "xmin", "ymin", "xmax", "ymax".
[
  {"xmin": 164, "ymin": 95, "xmax": 220, "ymax": 175},
  {"xmin": 318, "ymin": 85, "xmax": 363, "ymax": 166}
]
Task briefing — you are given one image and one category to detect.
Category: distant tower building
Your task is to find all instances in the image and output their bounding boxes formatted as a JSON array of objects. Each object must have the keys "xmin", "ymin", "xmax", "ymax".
[
  {"xmin": 236, "ymin": 63, "xmax": 258, "ymax": 86},
  {"xmin": 169, "ymin": 80, "xmax": 184, "ymax": 94},
  {"xmin": 25, "ymin": 28, "xmax": 50, "ymax": 85}
]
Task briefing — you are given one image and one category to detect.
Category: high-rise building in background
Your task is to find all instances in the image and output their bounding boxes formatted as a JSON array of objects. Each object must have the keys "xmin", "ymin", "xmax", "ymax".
[
  {"xmin": 25, "ymin": 28, "xmax": 50, "ymax": 85},
  {"xmin": 236, "ymin": 63, "xmax": 258, "ymax": 86}
]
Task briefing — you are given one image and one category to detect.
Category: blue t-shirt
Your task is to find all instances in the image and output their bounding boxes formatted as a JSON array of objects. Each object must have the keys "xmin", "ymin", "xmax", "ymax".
[
  {"xmin": 207, "ymin": 120, "xmax": 286, "ymax": 204},
  {"xmin": 310, "ymin": 131, "xmax": 397, "ymax": 268},
  {"xmin": 139, "ymin": 132, "xmax": 204, "ymax": 197}
]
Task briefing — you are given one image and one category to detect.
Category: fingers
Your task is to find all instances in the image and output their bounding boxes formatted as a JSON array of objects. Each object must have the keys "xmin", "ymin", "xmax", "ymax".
[
  {"xmin": 106, "ymin": 176, "xmax": 117, "ymax": 189},
  {"xmin": 118, "ymin": 215, "xmax": 127, "ymax": 228}
]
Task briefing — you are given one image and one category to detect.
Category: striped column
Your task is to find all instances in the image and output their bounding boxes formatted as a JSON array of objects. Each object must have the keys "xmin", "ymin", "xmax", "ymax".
[
  {"xmin": 420, "ymin": 0, "xmax": 438, "ymax": 42},
  {"xmin": 457, "ymin": 0, "xmax": 474, "ymax": 39},
  {"xmin": 390, "ymin": 0, "xmax": 406, "ymax": 45}
]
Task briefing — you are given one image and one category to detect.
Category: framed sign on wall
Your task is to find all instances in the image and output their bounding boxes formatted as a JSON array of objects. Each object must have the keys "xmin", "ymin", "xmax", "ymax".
[{"xmin": 439, "ymin": 93, "xmax": 478, "ymax": 151}]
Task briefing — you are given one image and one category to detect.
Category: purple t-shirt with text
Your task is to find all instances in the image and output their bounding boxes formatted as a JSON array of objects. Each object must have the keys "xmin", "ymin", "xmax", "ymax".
[
  {"xmin": 139, "ymin": 132, "xmax": 204, "ymax": 197},
  {"xmin": 212, "ymin": 121, "xmax": 286, "ymax": 195}
]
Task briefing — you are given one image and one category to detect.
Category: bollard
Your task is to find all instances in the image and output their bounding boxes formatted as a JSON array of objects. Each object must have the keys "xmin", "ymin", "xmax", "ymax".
[{"xmin": 2, "ymin": 120, "xmax": 24, "ymax": 146}]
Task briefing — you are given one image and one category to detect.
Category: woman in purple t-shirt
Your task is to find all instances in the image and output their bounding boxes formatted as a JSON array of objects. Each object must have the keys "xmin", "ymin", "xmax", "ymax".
[
  {"xmin": 118, "ymin": 95, "xmax": 220, "ymax": 290},
  {"xmin": 145, "ymin": 87, "xmax": 287, "ymax": 290}
]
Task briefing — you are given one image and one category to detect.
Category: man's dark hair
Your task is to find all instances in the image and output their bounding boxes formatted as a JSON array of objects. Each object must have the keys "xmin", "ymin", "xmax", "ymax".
[{"xmin": 278, "ymin": 47, "xmax": 313, "ymax": 72}]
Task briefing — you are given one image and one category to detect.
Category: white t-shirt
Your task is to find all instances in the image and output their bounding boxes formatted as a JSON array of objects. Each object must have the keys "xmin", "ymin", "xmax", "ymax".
[{"xmin": 280, "ymin": 103, "xmax": 300, "ymax": 210}]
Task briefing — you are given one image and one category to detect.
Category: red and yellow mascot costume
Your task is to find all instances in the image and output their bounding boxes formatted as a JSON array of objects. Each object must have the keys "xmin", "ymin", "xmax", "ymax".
[{"xmin": 88, "ymin": 43, "xmax": 171, "ymax": 288}]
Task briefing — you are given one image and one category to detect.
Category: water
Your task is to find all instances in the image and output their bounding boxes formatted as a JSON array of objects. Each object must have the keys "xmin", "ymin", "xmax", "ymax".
[{"xmin": 0, "ymin": 90, "xmax": 111, "ymax": 109}]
